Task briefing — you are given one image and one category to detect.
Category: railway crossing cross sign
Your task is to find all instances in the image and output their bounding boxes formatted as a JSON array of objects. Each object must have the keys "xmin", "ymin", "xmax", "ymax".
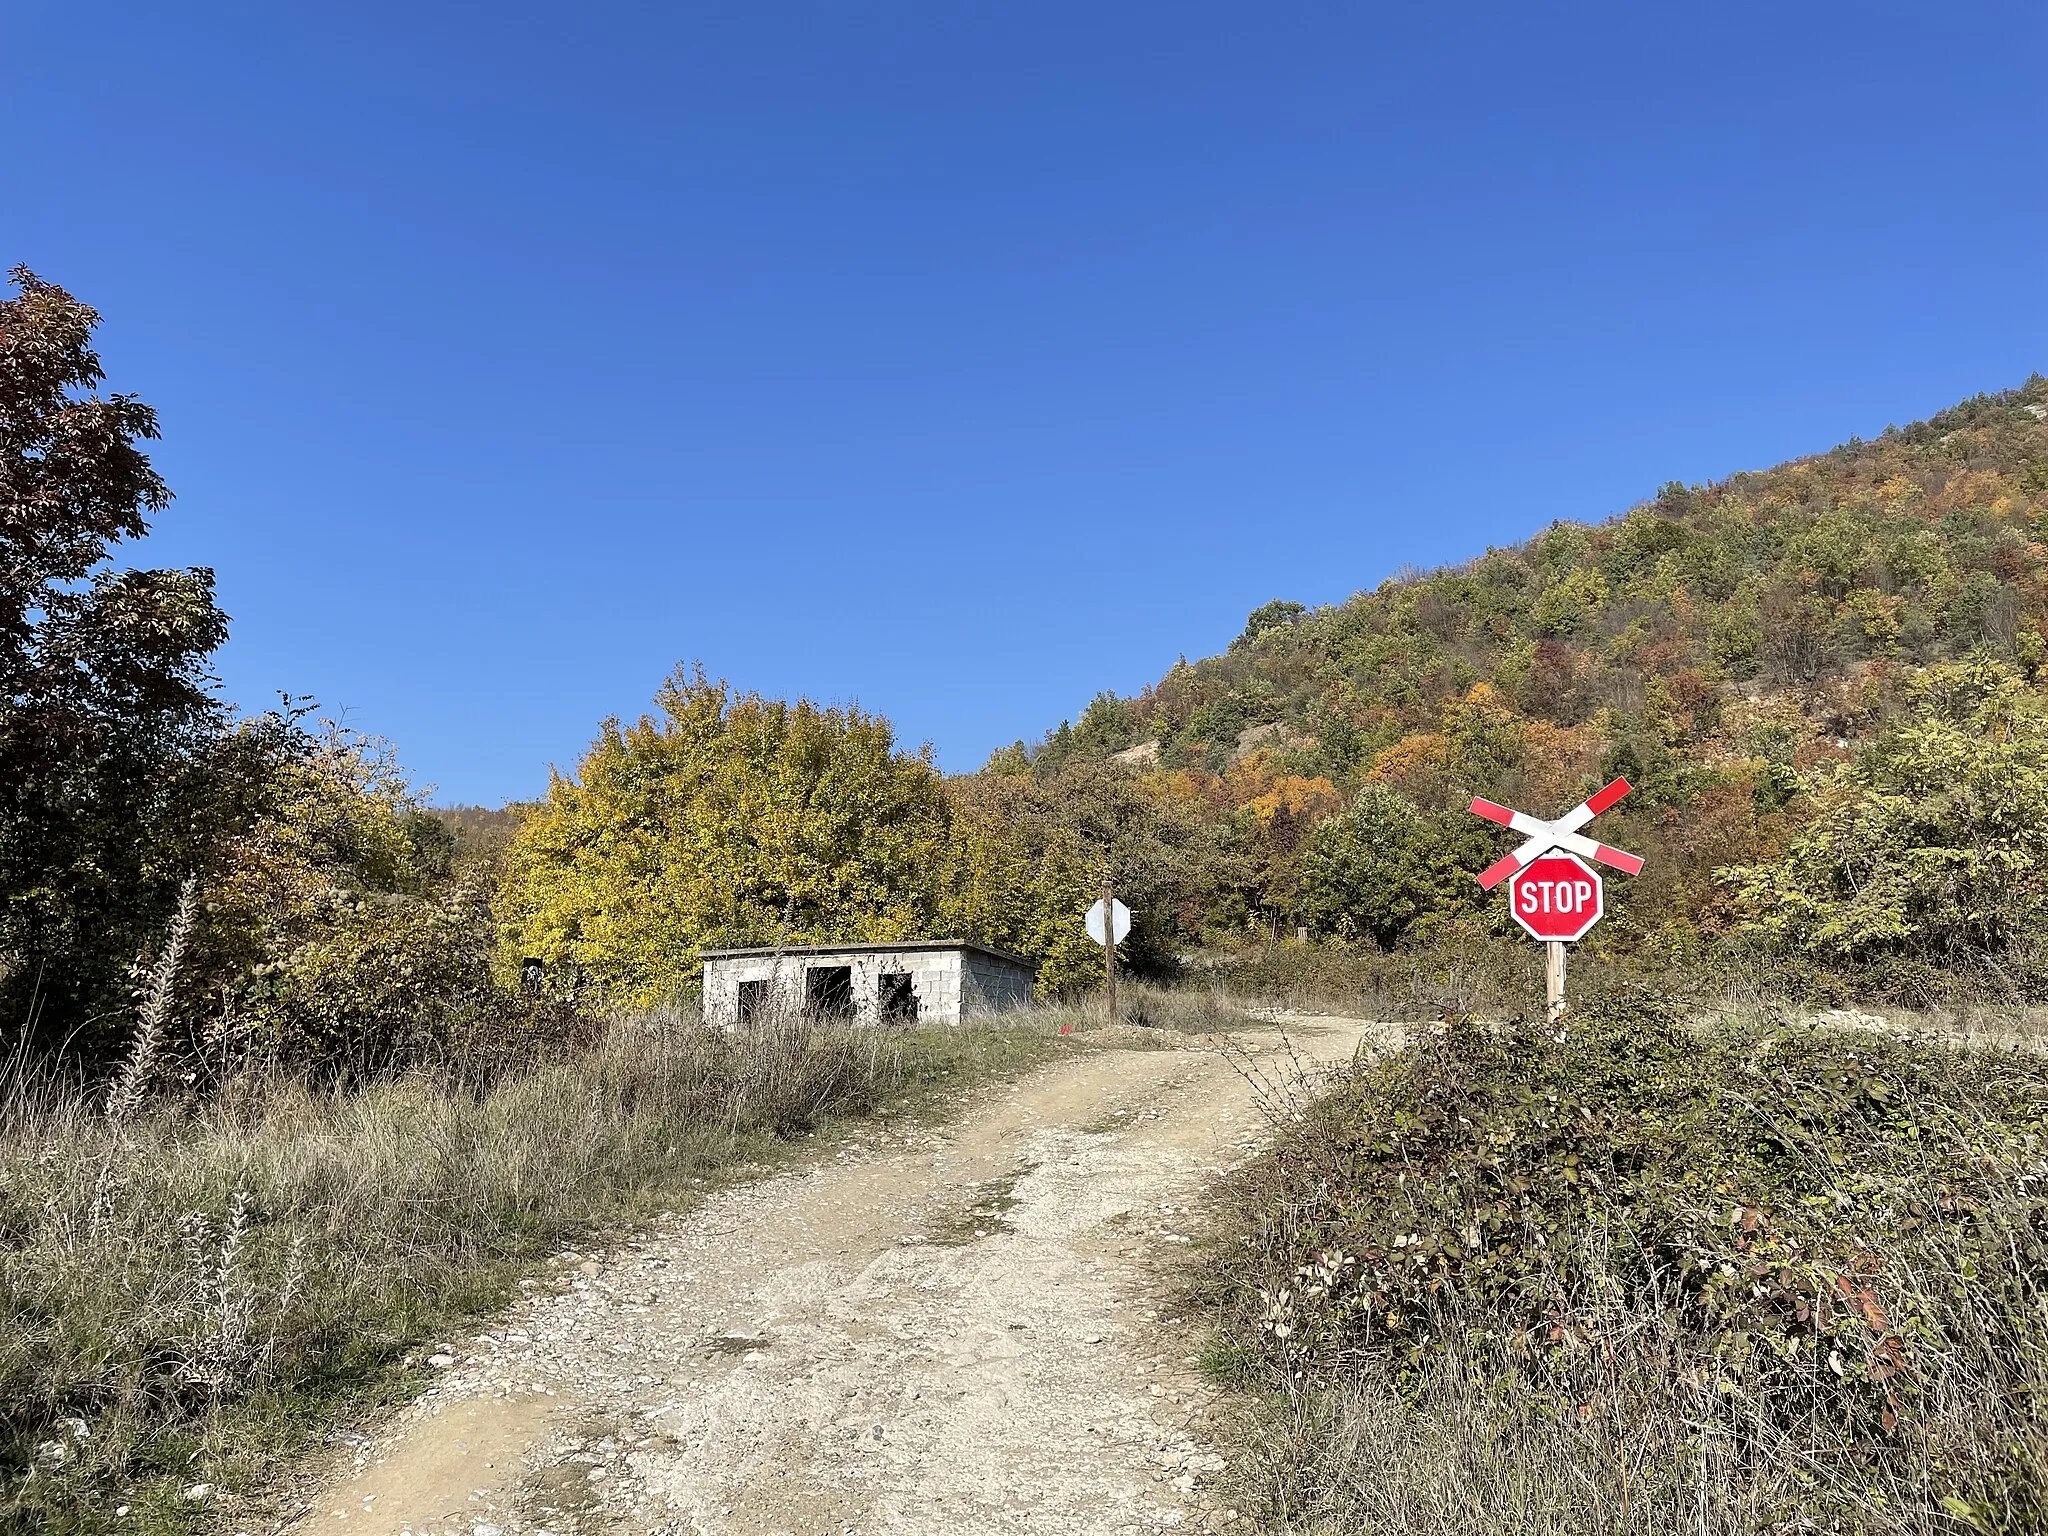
[{"xmin": 1468, "ymin": 778, "xmax": 1644, "ymax": 1026}]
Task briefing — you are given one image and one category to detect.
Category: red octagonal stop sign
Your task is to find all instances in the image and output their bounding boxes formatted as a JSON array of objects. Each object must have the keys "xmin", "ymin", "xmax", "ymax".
[{"xmin": 1508, "ymin": 852, "xmax": 1604, "ymax": 942}]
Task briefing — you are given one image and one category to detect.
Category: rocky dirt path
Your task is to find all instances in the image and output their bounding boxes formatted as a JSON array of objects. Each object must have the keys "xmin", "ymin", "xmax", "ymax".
[{"xmin": 288, "ymin": 1020, "xmax": 1377, "ymax": 1536}]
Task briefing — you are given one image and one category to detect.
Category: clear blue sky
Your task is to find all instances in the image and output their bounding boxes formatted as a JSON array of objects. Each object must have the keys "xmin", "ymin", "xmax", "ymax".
[{"xmin": 4, "ymin": 3, "xmax": 2044, "ymax": 805}]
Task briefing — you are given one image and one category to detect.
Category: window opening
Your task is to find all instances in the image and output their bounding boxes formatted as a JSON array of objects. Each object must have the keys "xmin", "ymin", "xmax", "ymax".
[
  {"xmin": 736, "ymin": 978, "xmax": 770, "ymax": 1026},
  {"xmin": 804, "ymin": 964, "xmax": 855, "ymax": 1020},
  {"xmin": 877, "ymin": 971, "xmax": 918, "ymax": 1024}
]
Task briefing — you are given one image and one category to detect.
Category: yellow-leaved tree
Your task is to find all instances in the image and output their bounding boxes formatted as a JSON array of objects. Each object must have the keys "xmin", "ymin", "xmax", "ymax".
[
  {"xmin": 939, "ymin": 757, "xmax": 1209, "ymax": 994},
  {"xmin": 939, "ymin": 771, "xmax": 1104, "ymax": 993},
  {"xmin": 498, "ymin": 669, "xmax": 953, "ymax": 1006}
]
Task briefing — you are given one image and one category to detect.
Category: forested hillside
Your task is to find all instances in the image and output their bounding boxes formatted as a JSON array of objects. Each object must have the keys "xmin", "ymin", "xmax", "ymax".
[
  {"xmin": 995, "ymin": 378, "xmax": 2048, "ymax": 982},
  {"xmin": 501, "ymin": 380, "xmax": 2048, "ymax": 1001}
]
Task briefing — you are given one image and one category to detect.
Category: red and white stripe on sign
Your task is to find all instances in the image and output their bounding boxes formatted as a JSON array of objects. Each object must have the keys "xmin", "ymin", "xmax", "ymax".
[
  {"xmin": 1475, "ymin": 850, "xmax": 1524, "ymax": 891},
  {"xmin": 1583, "ymin": 777, "xmax": 1632, "ymax": 816},
  {"xmin": 1588, "ymin": 841, "xmax": 1644, "ymax": 876}
]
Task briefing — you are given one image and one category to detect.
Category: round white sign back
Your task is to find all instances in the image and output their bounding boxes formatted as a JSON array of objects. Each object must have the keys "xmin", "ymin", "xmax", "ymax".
[{"xmin": 1085, "ymin": 898, "xmax": 1132, "ymax": 946}]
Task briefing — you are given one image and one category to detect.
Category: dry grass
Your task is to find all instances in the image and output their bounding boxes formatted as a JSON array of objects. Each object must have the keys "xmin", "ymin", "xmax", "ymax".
[
  {"xmin": 1203, "ymin": 933, "xmax": 2048, "ymax": 1059},
  {"xmin": 0, "ymin": 1008, "xmax": 1054, "ymax": 1534},
  {"xmin": 1197, "ymin": 928, "xmax": 1543, "ymax": 1021},
  {"xmin": 1022, "ymin": 981, "xmax": 1264, "ymax": 1039},
  {"xmin": 1218, "ymin": 1254, "xmax": 2048, "ymax": 1534}
]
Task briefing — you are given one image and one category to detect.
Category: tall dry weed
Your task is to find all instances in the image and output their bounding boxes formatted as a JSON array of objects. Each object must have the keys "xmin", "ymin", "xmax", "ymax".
[{"xmin": 103, "ymin": 875, "xmax": 197, "ymax": 1126}]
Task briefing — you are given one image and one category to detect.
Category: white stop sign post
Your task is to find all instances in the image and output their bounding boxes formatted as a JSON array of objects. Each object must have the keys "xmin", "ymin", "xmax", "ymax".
[
  {"xmin": 1470, "ymin": 780, "xmax": 1643, "ymax": 1028},
  {"xmin": 1084, "ymin": 888, "xmax": 1132, "ymax": 1027}
]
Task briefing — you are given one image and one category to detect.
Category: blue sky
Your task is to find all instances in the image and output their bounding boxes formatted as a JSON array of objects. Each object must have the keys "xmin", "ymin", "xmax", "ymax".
[{"xmin": 3, "ymin": 2, "xmax": 2044, "ymax": 805}]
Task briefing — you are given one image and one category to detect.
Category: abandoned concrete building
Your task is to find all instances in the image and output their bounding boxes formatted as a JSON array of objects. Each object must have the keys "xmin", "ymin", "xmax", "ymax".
[{"xmin": 699, "ymin": 941, "xmax": 1036, "ymax": 1028}]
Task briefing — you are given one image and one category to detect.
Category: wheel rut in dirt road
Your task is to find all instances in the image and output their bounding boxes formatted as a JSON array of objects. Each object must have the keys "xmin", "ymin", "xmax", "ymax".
[{"xmin": 294, "ymin": 1020, "xmax": 1376, "ymax": 1536}]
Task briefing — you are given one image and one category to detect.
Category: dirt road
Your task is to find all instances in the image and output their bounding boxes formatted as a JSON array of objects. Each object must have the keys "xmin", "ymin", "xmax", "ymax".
[{"xmin": 290, "ymin": 1019, "xmax": 1377, "ymax": 1536}]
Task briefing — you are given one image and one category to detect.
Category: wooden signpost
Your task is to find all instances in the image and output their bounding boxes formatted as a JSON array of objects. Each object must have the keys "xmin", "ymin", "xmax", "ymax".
[
  {"xmin": 1085, "ymin": 884, "xmax": 1133, "ymax": 1027},
  {"xmin": 1468, "ymin": 779, "xmax": 1643, "ymax": 1027}
]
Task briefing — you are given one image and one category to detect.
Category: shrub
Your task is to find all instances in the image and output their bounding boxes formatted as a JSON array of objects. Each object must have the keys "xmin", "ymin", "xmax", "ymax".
[
  {"xmin": 1728, "ymin": 658, "xmax": 2048, "ymax": 964},
  {"xmin": 1207, "ymin": 995, "xmax": 2048, "ymax": 1530}
]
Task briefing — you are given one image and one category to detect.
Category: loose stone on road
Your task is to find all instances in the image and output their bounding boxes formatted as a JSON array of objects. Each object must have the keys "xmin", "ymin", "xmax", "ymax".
[{"xmin": 292, "ymin": 1019, "xmax": 1376, "ymax": 1536}]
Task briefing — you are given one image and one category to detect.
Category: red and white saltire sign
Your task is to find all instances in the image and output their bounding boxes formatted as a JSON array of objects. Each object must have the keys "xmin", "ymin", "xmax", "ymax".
[
  {"xmin": 1508, "ymin": 852, "xmax": 1604, "ymax": 942},
  {"xmin": 1467, "ymin": 777, "xmax": 1645, "ymax": 892}
]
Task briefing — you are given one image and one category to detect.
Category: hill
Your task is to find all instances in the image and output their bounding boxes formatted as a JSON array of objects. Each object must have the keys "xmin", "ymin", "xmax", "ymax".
[{"xmin": 999, "ymin": 377, "xmax": 2048, "ymax": 976}]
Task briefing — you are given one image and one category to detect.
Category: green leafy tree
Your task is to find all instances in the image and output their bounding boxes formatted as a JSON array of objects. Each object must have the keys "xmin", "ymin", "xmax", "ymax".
[
  {"xmin": 1531, "ymin": 564, "xmax": 1609, "ymax": 636},
  {"xmin": 941, "ymin": 773, "xmax": 1101, "ymax": 993},
  {"xmin": 499, "ymin": 669, "xmax": 953, "ymax": 1006},
  {"xmin": 1235, "ymin": 599, "xmax": 1307, "ymax": 649},
  {"xmin": 1071, "ymin": 692, "xmax": 1136, "ymax": 754},
  {"xmin": 1727, "ymin": 659, "xmax": 2048, "ymax": 962},
  {"xmin": 204, "ymin": 730, "xmax": 510, "ymax": 1071},
  {"xmin": 0, "ymin": 268, "xmax": 271, "ymax": 1048},
  {"xmin": 1298, "ymin": 785, "xmax": 1487, "ymax": 947}
]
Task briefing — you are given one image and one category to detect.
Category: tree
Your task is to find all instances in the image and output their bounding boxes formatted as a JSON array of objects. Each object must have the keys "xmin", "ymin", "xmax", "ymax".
[
  {"xmin": 204, "ymin": 729, "xmax": 508, "ymax": 1072},
  {"xmin": 1727, "ymin": 658, "xmax": 2048, "ymax": 963},
  {"xmin": 942, "ymin": 756, "xmax": 1207, "ymax": 992},
  {"xmin": 941, "ymin": 772, "xmax": 1101, "ymax": 994},
  {"xmin": 1298, "ymin": 785, "xmax": 1486, "ymax": 947},
  {"xmin": 0, "ymin": 268, "xmax": 256, "ymax": 1046},
  {"xmin": 1235, "ymin": 600, "xmax": 1307, "ymax": 649},
  {"xmin": 1072, "ymin": 692, "xmax": 1136, "ymax": 754},
  {"xmin": 498, "ymin": 669, "xmax": 953, "ymax": 1006},
  {"xmin": 1197, "ymin": 754, "xmax": 1344, "ymax": 936}
]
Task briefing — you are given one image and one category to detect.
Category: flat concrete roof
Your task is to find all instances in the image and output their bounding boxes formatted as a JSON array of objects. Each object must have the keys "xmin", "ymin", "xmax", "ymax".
[{"xmin": 698, "ymin": 939, "xmax": 1036, "ymax": 970}]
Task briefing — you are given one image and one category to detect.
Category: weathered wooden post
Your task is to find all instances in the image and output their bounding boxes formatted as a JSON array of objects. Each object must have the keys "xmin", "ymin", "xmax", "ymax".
[
  {"xmin": 1084, "ymin": 885, "xmax": 1132, "ymax": 1027},
  {"xmin": 1101, "ymin": 876, "xmax": 1117, "ymax": 1024}
]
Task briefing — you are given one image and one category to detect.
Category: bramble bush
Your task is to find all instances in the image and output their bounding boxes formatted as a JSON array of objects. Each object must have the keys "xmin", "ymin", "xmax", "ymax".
[{"xmin": 1209, "ymin": 993, "xmax": 2048, "ymax": 1531}]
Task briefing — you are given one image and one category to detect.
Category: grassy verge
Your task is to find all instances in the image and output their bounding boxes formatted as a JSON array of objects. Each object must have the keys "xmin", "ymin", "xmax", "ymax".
[
  {"xmin": 1023, "ymin": 981, "xmax": 1264, "ymax": 1039},
  {"xmin": 1191, "ymin": 992, "xmax": 2048, "ymax": 1534},
  {"xmin": 0, "ymin": 1012, "xmax": 1055, "ymax": 1535},
  {"xmin": 1198, "ymin": 937, "xmax": 2048, "ymax": 1062}
]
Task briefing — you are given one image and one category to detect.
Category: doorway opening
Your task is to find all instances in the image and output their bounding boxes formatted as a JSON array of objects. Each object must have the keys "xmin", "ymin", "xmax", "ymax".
[
  {"xmin": 736, "ymin": 978, "xmax": 771, "ymax": 1027},
  {"xmin": 877, "ymin": 972, "xmax": 918, "ymax": 1024}
]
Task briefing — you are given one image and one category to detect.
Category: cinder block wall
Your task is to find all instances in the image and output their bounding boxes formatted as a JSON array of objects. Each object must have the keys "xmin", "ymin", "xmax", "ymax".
[
  {"xmin": 703, "ymin": 948, "xmax": 1040, "ymax": 1028},
  {"xmin": 961, "ymin": 949, "xmax": 1036, "ymax": 1015}
]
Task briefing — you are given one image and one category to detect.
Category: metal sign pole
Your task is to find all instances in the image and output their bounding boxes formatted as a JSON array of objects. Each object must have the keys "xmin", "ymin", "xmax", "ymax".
[
  {"xmin": 1101, "ymin": 876, "xmax": 1117, "ymax": 1024},
  {"xmin": 1546, "ymin": 940, "xmax": 1566, "ymax": 1028}
]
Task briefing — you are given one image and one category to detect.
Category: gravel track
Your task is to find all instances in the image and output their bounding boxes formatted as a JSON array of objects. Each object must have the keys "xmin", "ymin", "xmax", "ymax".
[{"xmin": 288, "ymin": 1020, "xmax": 1374, "ymax": 1536}]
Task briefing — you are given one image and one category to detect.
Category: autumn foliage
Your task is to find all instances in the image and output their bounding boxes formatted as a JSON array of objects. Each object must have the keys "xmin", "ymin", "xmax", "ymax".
[{"xmin": 1008, "ymin": 378, "xmax": 2048, "ymax": 988}]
